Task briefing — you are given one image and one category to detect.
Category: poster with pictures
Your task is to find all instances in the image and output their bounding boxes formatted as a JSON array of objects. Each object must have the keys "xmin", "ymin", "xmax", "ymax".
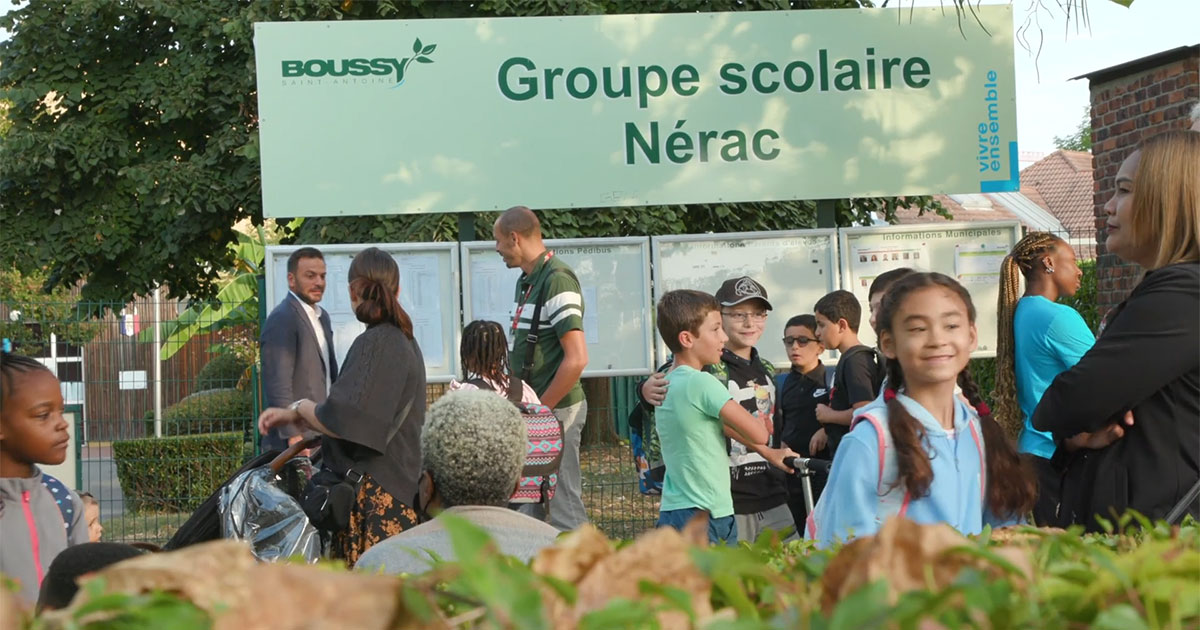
[{"xmin": 849, "ymin": 244, "xmax": 930, "ymax": 297}]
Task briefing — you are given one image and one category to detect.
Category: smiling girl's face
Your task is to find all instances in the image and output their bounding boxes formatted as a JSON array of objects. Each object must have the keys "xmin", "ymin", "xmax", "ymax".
[{"xmin": 879, "ymin": 285, "xmax": 977, "ymax": 389}]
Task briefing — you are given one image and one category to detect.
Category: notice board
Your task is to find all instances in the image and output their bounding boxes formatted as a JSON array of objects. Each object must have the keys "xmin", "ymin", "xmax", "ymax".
[
  {"xmin": 264, "ymin": 243, "xmax": 461, "ymax": 382},
  {"xmin": 838, "ymin": 221, "xmax": 1021, "ymax": 357},
  {"xmin": 651, "ymin": 230, "xmax": 840, "ymax": 369},
  {"xmin": 461, "ymin": 238, "xmax": 655, "ymax": 377}
]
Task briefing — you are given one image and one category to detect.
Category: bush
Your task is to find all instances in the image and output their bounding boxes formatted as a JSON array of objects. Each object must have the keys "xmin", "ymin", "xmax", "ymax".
[
  {"xmin": 968, "ymin": 357, "xmax": 997, "ymax": 408},
  {"xmin": 193, "ymin": 351, "xmax": 251, "ymax": 391},
  {"xmin": 112, "ymin": 432, "xmax": 252, "ymax": 514},
  {"xmin": 1060, "ymin": 258, "xmax": 1100, "ymax": 332},
  {"xmin": 154, "ymin": 388, "xmax": 254, "ymax": 437}
]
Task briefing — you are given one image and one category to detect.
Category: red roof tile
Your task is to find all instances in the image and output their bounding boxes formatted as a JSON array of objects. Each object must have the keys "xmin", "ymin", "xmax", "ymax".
[
  {"xmin": 1019, "ymin": 150, "xmax": 1095, "ymax": 239},
  {"xmin": 893, "ymin": 194, "xmax": 1021, "ymax": 224}
]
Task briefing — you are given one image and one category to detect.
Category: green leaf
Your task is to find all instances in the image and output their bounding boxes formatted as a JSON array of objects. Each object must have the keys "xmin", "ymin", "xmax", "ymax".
[
  {"xmin": 415, "ymin": 56, "xmax": 432, "ymax": 64},
  {"xmin": 421, "ymin": 44, "xmax": 436, "ymax": 55},
  {"xmin": 828, "ymin": 580, "xmax": 893, "ymax": 630},
  {"xmin": 412, "ymin": 37, "xmax": 422, "ymax": 54},
  {"xmin": 1091, "ymin": 603, "xmax": 1149, "ymax": 630}
]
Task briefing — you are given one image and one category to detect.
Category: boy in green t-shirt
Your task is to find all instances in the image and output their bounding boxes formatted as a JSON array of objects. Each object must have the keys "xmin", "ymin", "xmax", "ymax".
[{"xmin": 654, "ymin": 289, "xmax": 771, "ymax": 544}]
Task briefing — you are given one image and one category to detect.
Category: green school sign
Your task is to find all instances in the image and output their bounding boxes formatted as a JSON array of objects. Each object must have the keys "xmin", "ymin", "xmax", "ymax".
[{"xmin": 254, "ymin": 7, "xmax": 1017, "ymax": 218}]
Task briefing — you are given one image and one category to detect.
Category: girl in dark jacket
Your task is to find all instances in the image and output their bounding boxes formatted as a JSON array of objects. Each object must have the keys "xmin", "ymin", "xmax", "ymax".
[{"xmin": 1033, "ymin": 130, "xmax": 1199, "ymax": 530}]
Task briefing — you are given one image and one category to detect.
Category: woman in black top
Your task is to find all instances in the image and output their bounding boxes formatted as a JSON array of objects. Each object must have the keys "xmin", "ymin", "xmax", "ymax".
[
  {"xmin": 260, "ymin": 247, "xmax": 427, "ymax": 565},
  {"xmin": 1033, "ymin": 130, "xmax": 1199, "ymax": 529}
]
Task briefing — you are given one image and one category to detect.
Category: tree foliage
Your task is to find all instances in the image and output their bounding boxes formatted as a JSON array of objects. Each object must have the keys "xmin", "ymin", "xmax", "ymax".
[
  {"xmin": 0, "ymin": 268, "xmax": 95, "ymax": 351},
  {"xmin": 1, "ymin": 0, "xmax": 951, "ymax": 304},
  {"xmin": 1053, "ymin": 106, "xmax": 1093, "ymax": 153}
]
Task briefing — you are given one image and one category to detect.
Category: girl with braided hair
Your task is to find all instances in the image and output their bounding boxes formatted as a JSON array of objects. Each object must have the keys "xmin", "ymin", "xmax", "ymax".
[
  {"xmin": 447, "ymin": 320, "xmax": 540, "ymax": 404},
  {"xmin": 995, "ymin": 232, "xmax": 1092, "ymax": 526},
  {"xmin": 807, "ymin": 273, "xmax": 1035, "ymax": 546}
]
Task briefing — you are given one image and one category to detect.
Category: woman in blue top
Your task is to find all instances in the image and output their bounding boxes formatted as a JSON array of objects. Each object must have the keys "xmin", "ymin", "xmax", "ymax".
[
  {"xmin": 994, "ymin": 232, "xmax": 1093, "ymax": 526},
  {"xmin": 806, "ymin": 273, "xmax": 1035, "ymax": 547}
]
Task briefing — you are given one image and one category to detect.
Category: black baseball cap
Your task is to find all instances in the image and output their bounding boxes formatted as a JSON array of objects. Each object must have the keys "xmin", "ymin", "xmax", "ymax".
[{"xmin": 714, "ymin": 276, "xmax": 773, "ymax": 310}]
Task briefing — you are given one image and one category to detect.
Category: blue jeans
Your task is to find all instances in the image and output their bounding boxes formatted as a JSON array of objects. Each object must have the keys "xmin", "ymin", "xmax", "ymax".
[{"xmin": 657, "ymin": 508, "xmax": 737, "ymax": 545}]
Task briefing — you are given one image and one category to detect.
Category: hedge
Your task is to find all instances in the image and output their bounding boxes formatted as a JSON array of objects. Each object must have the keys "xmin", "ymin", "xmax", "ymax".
[
  {"xmin": 112, "ymin": 432, "xmax": 252, "ymax": 514},
  {"xmin": 193, "ymin": 352, "xmax": 251, "ymax": 391},
  {"xmin": 149, "ymin": 388, "xmax": 254, "ymax": 437}
]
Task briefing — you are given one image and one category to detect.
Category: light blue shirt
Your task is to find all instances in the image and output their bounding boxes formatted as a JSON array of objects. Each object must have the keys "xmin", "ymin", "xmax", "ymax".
[
  {"xmin": 1013, "ymin": 296, "xmax": 1095, "ymax": 459},
  {"xmin": 809, "ymin": 394, "xmax": 1015, "ymax": 548}
]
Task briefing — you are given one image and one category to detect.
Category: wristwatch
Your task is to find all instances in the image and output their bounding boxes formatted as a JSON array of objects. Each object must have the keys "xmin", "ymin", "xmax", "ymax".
[{"xmin": 288, "ymin": 399, "xmax": 309, "ymax": 411}]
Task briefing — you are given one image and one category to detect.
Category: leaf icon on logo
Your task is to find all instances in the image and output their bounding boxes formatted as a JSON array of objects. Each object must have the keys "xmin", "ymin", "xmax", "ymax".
[
  {"xmin": 416, "ymin": 56, "xmax": 432, "ymax": 64},
  {"xmin": 412, "ymin": 38, "xmax": 423, "ymax": 54},
  {"xmin": 421, "ymin": 44, "xmax": 436, "ymax": 55}
]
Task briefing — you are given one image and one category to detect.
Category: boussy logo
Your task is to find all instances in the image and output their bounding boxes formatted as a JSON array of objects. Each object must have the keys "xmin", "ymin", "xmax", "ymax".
[{"xmin": 280, "ymin": 38, "xmax": 437, "ymax": 87}]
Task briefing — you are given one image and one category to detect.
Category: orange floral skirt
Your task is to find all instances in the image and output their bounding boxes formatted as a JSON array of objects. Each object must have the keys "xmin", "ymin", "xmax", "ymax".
[{"xmin": 333, "ymin": 473, "xmax": 418, "ymax": 567}]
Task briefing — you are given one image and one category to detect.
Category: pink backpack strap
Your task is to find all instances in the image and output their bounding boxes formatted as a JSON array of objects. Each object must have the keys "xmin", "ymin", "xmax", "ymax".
[
  {"xmin": 851, "ymin": 412, "xmax": 911, "ymax": 521},
  {"xmin": 968, "ymin": 419, "xmax": 986, "ymax": 499}
]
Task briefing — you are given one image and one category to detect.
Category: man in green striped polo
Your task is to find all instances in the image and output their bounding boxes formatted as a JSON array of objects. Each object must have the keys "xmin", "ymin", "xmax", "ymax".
[{"xmin": 493, "ymin": 206, "xmax": 590, "ymax": 531}]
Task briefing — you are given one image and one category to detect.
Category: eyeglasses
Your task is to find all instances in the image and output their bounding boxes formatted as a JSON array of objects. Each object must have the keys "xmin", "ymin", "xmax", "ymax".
[
  {"xmin": 782, "ymin": 336, "xmax": 818, "ymax": 347},
  {"xmin": 722, "ymin": 311, "xmax": 768, "ymax": 323}
]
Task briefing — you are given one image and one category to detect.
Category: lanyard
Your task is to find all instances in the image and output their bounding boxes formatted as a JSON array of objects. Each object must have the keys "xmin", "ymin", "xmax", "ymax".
[{"xmin": 510, "ymin": 251, "xmax": 553, "ymax": 338}]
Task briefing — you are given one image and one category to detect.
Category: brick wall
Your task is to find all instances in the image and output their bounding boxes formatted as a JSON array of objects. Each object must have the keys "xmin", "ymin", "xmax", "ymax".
[{"xmin": 1088, "ymin": 51, "xmax": 1199, "ymax": 321}]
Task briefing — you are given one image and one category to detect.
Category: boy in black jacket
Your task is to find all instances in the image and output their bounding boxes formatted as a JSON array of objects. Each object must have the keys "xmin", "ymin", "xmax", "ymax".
[
  {"xmin": 811, "ymin": 290, "xmax": 882, "ymax": 457},
  {"xmin": 774, "ymin": 314, "xmax": 832, "ymax": 527}
]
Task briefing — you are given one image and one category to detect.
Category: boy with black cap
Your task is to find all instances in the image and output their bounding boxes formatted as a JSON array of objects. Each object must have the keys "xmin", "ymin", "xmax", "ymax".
[{"xmin": 639, "ymin": 276, "xmax": 798, "ymax": 543}]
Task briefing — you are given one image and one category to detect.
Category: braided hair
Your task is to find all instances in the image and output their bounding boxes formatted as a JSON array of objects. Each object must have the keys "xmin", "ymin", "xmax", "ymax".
[
  {"xmin": 877, "ymin": 273, "xmax": 1036, "ymax": 519},
  {"xmin": 995, "ymin": 232, "xmax": 1064, "ymax": 440},
  {"xmin": 460, "ymin": 320, "xmax": 511, "ymax": 389},
  {"xmin": 1, "ymin": 352, "xmax": 52, "ymax": 410}
]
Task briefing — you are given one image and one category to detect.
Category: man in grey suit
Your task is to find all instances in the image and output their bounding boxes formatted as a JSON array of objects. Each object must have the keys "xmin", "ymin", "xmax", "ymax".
[{"xmin": 260, "ymin": 247, "xmax": 338, "ymax": 452}]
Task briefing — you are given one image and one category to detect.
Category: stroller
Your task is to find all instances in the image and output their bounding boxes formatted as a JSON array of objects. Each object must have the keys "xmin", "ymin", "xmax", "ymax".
[{"xmin": 165, "ymin": 437, "xmax": 323, "ymax": 563}]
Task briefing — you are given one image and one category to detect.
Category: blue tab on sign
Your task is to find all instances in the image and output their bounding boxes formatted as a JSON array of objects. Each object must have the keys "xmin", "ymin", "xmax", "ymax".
[{"xmin": 980, "ymin": 142, "xmax": 1020, "ymax": 193}]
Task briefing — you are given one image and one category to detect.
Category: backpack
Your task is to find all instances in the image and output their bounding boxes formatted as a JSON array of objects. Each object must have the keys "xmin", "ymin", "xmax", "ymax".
[
  {"xmin": 828, "ymin": 346, "xmax": 884, "ymax": 402},
  {"xmin": 468, "ymin": 376, "xmax": 564, "ymax": 509},
  {"xmin": 629, "ymin": 401, "xmax": 665, "ymax": 495},
  {"xmin": 804, "ymin": 403, "xmax": 986, "ymax": 540},
  {"xmin": 40, "ymin": 473, "xmax": 76, "ymax": 540}
]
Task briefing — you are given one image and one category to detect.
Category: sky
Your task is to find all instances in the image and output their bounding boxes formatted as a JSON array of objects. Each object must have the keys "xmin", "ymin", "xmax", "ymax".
[
  {"xmin": 1, "ymin": 0, "xmax": 1195, "ymax": 157},
  {"xmin": 959, "ymin": 0, "xmax": 1198, "ymax": 156}
]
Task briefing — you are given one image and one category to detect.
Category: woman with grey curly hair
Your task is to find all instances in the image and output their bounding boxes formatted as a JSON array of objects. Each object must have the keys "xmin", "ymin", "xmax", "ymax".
[{"xmin": 354, "ymin": 391, "xmax": 560, "ymax": 574}]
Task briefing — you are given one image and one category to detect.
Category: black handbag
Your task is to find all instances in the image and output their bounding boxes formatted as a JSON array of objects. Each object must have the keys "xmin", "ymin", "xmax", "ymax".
[{"xmin": 301, "ymin": 466, "xmax": 366, "ymax": 533}]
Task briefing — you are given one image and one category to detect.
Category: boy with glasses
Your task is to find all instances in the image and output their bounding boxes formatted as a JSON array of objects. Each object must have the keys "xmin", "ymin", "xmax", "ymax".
[
  {"xmin": 640, "ymin": 276, "xmax": 798, "ymax": 542},
  {"xmin": 774, "ymin": 314, "xmax": 833, "ymax": 527}
]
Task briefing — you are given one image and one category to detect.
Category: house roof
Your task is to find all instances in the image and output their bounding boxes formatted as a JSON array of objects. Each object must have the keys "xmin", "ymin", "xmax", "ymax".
[
  {"xmin": 1071, "ymin": 45, "xmax": 1199, "ymax": 84},
  {"xmin": 1018, "ymin": 150, "xmax": 1096, "ymax": 238},
  {"xmin": 893, "ymin": 192, "xmax": 1064, "ymax": 234}
]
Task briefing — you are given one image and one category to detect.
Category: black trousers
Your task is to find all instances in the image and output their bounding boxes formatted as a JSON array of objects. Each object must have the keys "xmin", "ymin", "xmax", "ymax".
[{"xmin": 1031, "ymin": 454, "xmax": 1063, "ymax": 527}]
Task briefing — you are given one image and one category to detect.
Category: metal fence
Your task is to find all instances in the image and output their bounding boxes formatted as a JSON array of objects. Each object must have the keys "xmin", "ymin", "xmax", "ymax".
[{"xmin": 0, "ymin": 298, "xmax": 658, "ymax": 545}]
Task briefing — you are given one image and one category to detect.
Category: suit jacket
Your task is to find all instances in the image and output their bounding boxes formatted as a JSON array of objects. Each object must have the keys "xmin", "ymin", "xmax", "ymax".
[{"xmin": 260, "ymin": 293, "xmax": 338, "ymax": 451}]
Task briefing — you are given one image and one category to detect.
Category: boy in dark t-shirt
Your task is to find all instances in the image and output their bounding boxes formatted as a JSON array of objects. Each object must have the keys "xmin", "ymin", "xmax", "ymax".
[
  {"xmin": 774, "ymin": 314, "xmax": 833, "ymax": 527},
  {"xmin": 811, "ymin": 291, "xmax": 882, "ymax": 457}
]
